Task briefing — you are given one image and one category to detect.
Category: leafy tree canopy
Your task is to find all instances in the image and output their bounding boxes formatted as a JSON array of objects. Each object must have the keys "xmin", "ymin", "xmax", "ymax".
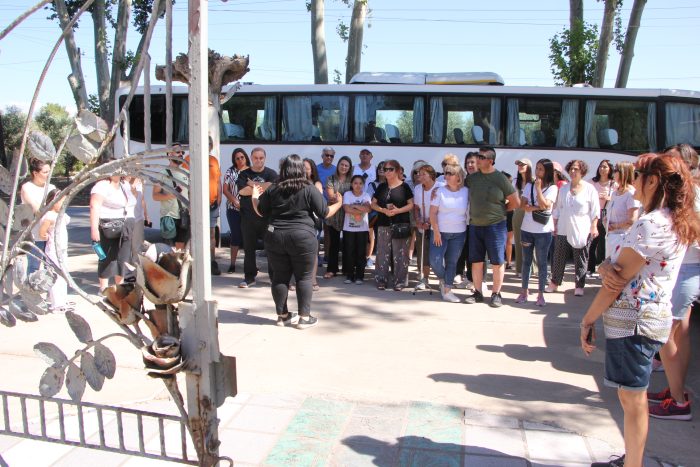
[{"xmin": 549, "ymin": 20, "xmax": 599, "ymax": 86}]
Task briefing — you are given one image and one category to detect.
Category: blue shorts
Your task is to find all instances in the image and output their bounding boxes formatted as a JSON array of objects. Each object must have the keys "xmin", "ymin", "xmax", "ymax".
[
  {"xmin": 670, "ymin": 262, "xmax": 700, "ymax": 319},
  {"xmin": 604, "ymin": 335, "xmax": 662, "ymax": 391},
  {"xmin": 469, "ymin": 220, "xmax": 507, "ymax": 265},
  {"xmin": 210, "ymin": 205, "xmax": 220, "ymax": 225}
]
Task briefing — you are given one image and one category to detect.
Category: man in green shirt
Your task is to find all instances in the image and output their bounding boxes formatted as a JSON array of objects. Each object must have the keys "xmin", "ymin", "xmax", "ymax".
[{"xmin": 464, "ymin": 146, "xmax": 520, "ymax": 307}]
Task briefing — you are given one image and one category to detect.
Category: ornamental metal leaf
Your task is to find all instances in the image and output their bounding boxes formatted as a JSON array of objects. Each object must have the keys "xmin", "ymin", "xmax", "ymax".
[
  {"xmin": 12, "ymin": 256, "xmax": 27, "ymax": 289},
  {"xmin": 23, "ymin": 289, "xmax": 50, "ymax": 316},
  {"xmin": 27, "ymin": 269, "xmax": 55, "ymax": 292},
  {"xmin": 65, "ymin": 310, "xmax": 93, "ymax": 343},
  {"xmin": 0, "ymin": 306, "xmax": 16, "ymax": 327},
  {"xmin": 80, "ymin": 352, "xmax": 105, "ymax": 391},
  {"xmin": 33, "ymin": 343, "xmax": 69, "ymax": 368},
  {"xmin": 94, "ymin": 342, "xmax": 116, "ymax": 379},
  {"xmin": 0, "ymin": 164, "xmax": 13, "ymax": 195},
  {"xmin": 65, "ymin": 363, "xmax": 86, "ymax": 401},
  {"xmin": 0, "ymin": 199, "xmax": 8, "ymax": 225},
  {"xmin": 39, "ymin": 366, "xmax": 65, "ymax": 398},
  {"xmin": 27, "ymin": 130, "xmax": 56, "ymax": 161},
  {"xmin": 9, "ymin": 297, "xmax": 37, "ymax": 322},
  {"xmin": 65, "ymin": 133, "xmax": 98, "ymax": 164},
  {"xmin": 75, "ymin": 110, "xmax": 108, "ymax": 143},
  {"xmin": 11, "ymin": 204, "xmax": 33, "ymax": 232}
]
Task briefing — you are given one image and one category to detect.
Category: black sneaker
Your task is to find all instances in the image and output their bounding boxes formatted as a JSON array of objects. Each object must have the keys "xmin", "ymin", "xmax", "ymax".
[
  {"xmin": 296, "ymin": 315, "xmax": 318, "ymax": 329},
  {"xmin": 464, "ymin": 290, "xmax": 484, "ymax": 304},
  {"xmin": 211, "ymin": 261, "xmax": 221, "ymax": 276},
  {"xmin": 490, "ymin": 292, "xmax": 503, "ymax": 308},
  {"xmin": 276, "ymin": 312, "xmax": 298, "ymax": 327},
  {"xmin": 591, "ymin": 454, "xmax": 625, "ymax": 466}
]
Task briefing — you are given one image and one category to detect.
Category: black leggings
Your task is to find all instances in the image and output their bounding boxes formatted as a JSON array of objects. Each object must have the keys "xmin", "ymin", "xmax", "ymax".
[{"xmin": 265, "ymin": 228, "xmax": 318, "ymax": 316}]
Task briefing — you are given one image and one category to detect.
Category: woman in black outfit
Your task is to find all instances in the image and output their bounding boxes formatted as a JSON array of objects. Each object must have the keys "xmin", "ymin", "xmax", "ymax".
[{"xmin": 252, "ymin": 155, "xmax": 342, "ymax": 329}]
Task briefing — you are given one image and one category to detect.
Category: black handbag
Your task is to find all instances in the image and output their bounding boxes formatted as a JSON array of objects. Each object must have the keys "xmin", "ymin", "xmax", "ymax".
[
  {"xmin": 530, "ymin": 184, "xmax": 552, "ymax": 225},
  {"xmin": 99, "ymin": 218, "xmax": 125, "ymax": 239},
  {"xmin": 98, "ymin": 183, "xmax": 129, "ymax": 239}
]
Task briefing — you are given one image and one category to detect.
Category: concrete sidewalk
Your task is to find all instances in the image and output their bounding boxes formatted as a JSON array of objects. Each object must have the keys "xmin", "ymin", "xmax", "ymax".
[{"xmin": 0, "ymin": 210, "xmax": 696, "ymax": 466}]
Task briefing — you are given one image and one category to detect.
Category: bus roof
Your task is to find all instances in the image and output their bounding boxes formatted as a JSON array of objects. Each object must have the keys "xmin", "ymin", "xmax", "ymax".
[{"xmin": 349, "ymin": 72, "xmax": 505, "ymax": 86}]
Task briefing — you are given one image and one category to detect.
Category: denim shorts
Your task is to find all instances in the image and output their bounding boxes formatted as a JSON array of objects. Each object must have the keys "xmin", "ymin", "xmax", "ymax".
[
  {"xmin": 604, "ymin": 335, "xmax": 662, "ymax": 391},
  {"xmin": 469, "ymin": 220, "xmax": 507, "ymax": 265},
  {"xmin": 670, "ymin": 262, "xmax": 700, "ymax": 319}
]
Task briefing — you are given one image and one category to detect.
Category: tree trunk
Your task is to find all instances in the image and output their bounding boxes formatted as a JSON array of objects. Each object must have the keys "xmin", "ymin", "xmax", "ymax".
[
  {"xmin": 345, "ymin": 0, "xmax": 367, "ymax": 84},
  {"xmin": 615, "ymin": 0, "xmax": 646, "ymax": 88},
  {"xmin": 108, "ymin": 0, "xmax": 132, "ymax": 129},
  {"xmin": 593, "ymin": 0, "xmax": 616, "ymax": 88},
  {"xmin": 569, "ymin": 0, "xmax": 583, "ymax": 31},
  {"xmin": 310, "ymin": 0, "xmax": 328, "ymax": 84},
  {"xmin": 92, "ymin": 0, "xmax": 111, "ymax": 121},
  {"xmin": 53, "ymin": 0, "xmax": 89, "ymax": 111}
]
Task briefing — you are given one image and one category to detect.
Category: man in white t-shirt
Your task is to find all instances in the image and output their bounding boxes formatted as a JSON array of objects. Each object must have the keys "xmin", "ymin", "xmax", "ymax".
[{"xmin": 353, "ymin": 148, "xmax": 376, "ymax": 191}]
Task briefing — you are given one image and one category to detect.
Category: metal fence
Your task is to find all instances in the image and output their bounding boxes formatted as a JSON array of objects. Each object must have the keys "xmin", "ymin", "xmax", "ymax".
[{"xmin": 0, "ymin": 390, "xmax": 197, "ymax": 464}]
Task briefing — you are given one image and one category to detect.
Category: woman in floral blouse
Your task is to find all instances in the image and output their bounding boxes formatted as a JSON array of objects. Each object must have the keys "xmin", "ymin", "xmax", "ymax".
[{"xmin": 581, "ymin": 153, "xmax": 700, "ymax": 467}]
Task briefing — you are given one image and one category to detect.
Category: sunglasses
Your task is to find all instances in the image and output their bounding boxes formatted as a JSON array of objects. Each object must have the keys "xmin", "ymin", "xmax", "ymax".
[
  {"xmin": 477, "ymin": 155, "xmax": 491, "ymax": 160},
  {"xmin": 445, "ymin": 172, "xmax": 457, "ymax": 176},
  {"xmin": 384, "ymin": 167, "xmax": 396, "ymax": 172},
  {"xmin": 323, "ymin": 153, "xmax": 334, "ymax": 158},
  {"xmin": 634, "ymin": 169, "xmax": 650, "ymax": 179}
]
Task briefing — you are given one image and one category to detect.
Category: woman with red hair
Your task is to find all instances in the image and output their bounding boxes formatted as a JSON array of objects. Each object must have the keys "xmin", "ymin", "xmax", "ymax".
[{"xmin": 581, "ymin": 153, "xmax": 700, "ymax": 467}]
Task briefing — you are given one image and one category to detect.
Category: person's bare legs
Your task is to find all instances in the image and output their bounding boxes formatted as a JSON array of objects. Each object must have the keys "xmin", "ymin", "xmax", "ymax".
[
  {"xmin": 491, "ymin": 263, "xmax": 504, "ymax": 294},
  {"xmin": 471, "ymin": 262, "xmax": 484, "ymax": 293},
  {"xmin": 660, "ymin": 310, "xmax": 692, "ymax": 402},
  {"xmin": 408, "ymin": 230, "xmax": 416, "ymax": 264},
  {"xmin": 618, "ymin": 388, "xmax": 649, "ymax": 467},
  {"xmin": 367, "ymin": 227, "xmax": 375, "ymax": 261},
  {"xmin": 229, "ymin": 245, "xmax": 240, "ymax": 269},
  {"xmin": 505, "ymin": 231, "xmax": 513, "ymax": 266}
]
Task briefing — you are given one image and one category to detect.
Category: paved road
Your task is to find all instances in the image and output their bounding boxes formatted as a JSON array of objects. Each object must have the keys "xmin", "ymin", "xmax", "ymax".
[{"xmin": 0, "ymin": 208, "xmax": 696, "ymax": 466}]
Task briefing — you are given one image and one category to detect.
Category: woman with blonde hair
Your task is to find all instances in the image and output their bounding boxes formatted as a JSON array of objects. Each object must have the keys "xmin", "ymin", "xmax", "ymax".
[
  {"xmin": 429, "ymin": 162, "xmax": 469, "ymax": 302},
  {"xmin": 605, "ymin": 162, "xmax": 640, "ymax": 257},
  {"xmin": 583, "ymin": 153, "xmax": 700, "ymax": 467}
]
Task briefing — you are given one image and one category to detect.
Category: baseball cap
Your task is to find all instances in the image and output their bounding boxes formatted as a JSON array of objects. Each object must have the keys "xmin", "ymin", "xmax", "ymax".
[
  {"xmin": 514, "ymin": 158, "xmax": 533, "ymax": 167},
  {"xmin": 552, "ymin": 161, "xmax": 564, "ymax": 173}
]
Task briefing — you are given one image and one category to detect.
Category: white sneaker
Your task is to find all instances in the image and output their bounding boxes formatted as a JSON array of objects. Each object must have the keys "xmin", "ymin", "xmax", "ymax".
[
  {"xmin": 442, "ymin": 291, "xmax": 460, "ymax": 303},
  {"xmin": 415, "ymin": 278, "xmax": 428, "ymax": 290},
  {"xmin": 455, "ymin": 279, "xmax": 473, "ymax": 290},
  {"xmin": 453, "ymin": 275, "xmax": 463, "ymax": 285},
  {"xmin": 366, "ymin": 257, "xmax": 375, "ymax": 267}
]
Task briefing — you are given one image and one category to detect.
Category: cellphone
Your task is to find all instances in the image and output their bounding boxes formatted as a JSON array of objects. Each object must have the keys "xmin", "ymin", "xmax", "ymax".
[
  {"xmin": 144, "ymin": 220, "xmax": 152, "ymax": 228},
  {"xmin": 585, "ymin": 327, "xmax": 594, "ymax": 344}
]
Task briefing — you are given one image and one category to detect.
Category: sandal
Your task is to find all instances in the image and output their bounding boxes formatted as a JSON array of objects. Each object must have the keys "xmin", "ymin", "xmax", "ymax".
[
  {"xmin": 377, "ymin": 283, "xmax": 386, "ymax": 291},
  {"xmin": 312, "ymin": 283, "xmax": 320, "ymax": 291},
  {"xmin": 323, "ymin": 272, "xmax": 336, "ymax": 279}
]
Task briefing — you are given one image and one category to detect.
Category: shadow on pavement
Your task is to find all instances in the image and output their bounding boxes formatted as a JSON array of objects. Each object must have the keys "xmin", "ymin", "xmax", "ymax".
[{"xmin": 341, "ymin": 435, "xmax": 561, "ymax": 467}]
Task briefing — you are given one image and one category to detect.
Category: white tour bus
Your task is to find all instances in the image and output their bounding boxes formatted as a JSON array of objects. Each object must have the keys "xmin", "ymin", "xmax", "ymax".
[{"xmin": 114, "ymin": 72, "xmax": 700, "ymax": 230}]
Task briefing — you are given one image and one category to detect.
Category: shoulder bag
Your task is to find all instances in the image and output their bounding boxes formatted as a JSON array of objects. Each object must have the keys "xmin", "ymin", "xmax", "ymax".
[
  {"xmin": 166, "ymin": 169, "xmax": 190, "ymax": 228},
  {"xmin": 530, "ymin": 184, "xmax": 552, "ymax": 225}
]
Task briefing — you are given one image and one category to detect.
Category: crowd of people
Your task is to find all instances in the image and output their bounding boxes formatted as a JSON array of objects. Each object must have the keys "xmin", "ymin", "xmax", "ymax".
[{"xmin": 20, "ymin": 138, "xmax": 699, "ymax": 467}]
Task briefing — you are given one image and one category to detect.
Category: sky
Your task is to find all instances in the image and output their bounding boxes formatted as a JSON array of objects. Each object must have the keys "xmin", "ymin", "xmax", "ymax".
[{"xmin": 1, "ymin": 0, "xmax": 699, "ymax": 115}]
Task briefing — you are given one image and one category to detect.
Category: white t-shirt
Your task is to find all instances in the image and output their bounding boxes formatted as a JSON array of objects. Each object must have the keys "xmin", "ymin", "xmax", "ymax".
[
  {"xmin": 21, "ymin": 181, "xmax": 56, "ymax": 240},
  {"xmin": 606, "ymin": 188, "xmax": 641, "ymax": 231},
  {"xmin": 521, "ymin": 182, "xmax": 559, "ymax": 234},
  {"xmin": 343, "ymin": 191, "xmax": 371, "ymax": 232},
  {"xmin": 430, "ymin": 186, "xmax": 469, "ymax": 234},
  {"xmin": 42, "ymin": 210, "xmax": 70, "ymax": 258},
  {"xmin": 605, "ymin": 209, "xmax": 686, "ymax": 342},
  {"xmin": 553, "ymin": 181, "xmax": 600, "ymax": 248},
  {"xmin": 131, "ymin": 179, "xmax": 145, "ymax": 221},
  {"xmin": 413, "ymin": 183, "xmax": 439, "ymax": 232},
  {"xmin": 91, "ymin": 179, "xmax": 137, "ymax": 219},
  {"xmin": 353, "ymin": 164, "xmax": 376, "ymax": 192}
]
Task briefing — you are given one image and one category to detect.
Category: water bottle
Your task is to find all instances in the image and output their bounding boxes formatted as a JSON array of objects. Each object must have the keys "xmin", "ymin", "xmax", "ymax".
[{"xmin": 92, "ymin": 241, "xmax": 107, "ymax": 260}]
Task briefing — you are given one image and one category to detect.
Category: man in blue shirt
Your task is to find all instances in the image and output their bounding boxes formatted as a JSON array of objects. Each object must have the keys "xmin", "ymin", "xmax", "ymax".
[
  {"xmin": 316, "ymin": 147, "xmax": 336, "ymax": 265},
  {"xmin": 317, "ymin": 147, "xmax": 336, "ymax": 195}
]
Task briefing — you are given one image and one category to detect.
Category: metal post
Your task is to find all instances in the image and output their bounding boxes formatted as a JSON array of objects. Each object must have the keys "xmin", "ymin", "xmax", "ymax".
[{"xmin": 184, "ymin": 1, "xmax": 221, "ymax": 465}]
